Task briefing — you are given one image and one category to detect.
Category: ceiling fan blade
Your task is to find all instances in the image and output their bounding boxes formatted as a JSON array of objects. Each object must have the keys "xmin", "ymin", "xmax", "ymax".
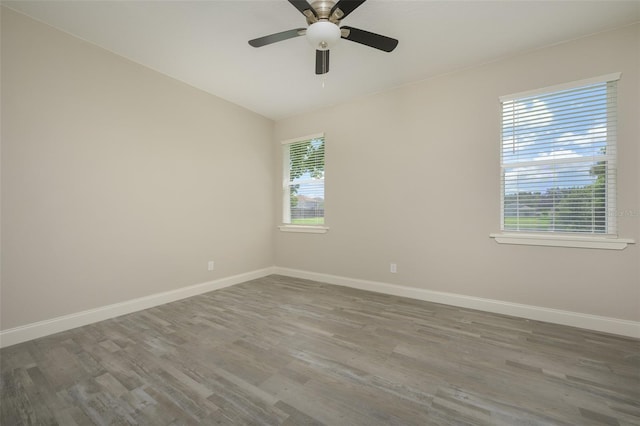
[
  {"xmin": 248, "ymin": 28, "xmax": 305, "ymax": 47},
  {"xmin": 330, "ymin": 0, "xmax": 367, "ymax": 20},
  {"xmin": 316, "ymin": 50, "xmax": 329, "ymax": 75},
  {"xmin": 341, "ymin": 26, "xmax": 398, "ymax": 52},
  {"xmin": 288, "ymin": 0, "xmax": 318, "ymax": 19}
]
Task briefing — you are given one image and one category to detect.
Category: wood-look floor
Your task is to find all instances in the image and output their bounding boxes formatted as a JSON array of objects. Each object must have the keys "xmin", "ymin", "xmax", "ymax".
[{"xmin": 1, "ymin": 275, "xmax": 639, "ymax": 425}]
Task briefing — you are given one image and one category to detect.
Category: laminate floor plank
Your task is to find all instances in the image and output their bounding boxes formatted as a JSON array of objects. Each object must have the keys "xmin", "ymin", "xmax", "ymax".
[{"xmin": 2, "ymin": 274, "xmax": 639, "ymax": 425}]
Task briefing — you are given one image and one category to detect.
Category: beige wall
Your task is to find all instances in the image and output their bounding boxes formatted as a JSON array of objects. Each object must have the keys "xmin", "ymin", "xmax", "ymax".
[
  {"xmin": 1, "ymin": 9, "xmax": 275, "ymax": 329},
  {"xmin": 274, "ymin": 24, "xmax": 640, "ymax": 321}
]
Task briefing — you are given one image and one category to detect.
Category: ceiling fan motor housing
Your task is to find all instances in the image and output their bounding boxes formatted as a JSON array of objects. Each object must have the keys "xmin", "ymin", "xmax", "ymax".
[{"xmin": 308, "ymin": 1, "xmax": 341, "ymax": 23}]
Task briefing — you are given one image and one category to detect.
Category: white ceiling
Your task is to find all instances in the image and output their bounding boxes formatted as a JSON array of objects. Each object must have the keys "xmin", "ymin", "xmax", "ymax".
[{"xmin": 4, "ymin": 0, "xmax": 640, "ymax": 120}]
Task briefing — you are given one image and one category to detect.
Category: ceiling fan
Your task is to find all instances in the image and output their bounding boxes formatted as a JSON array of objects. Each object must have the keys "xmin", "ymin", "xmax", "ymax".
[{"xmin": 248, "ymin": 0, "xmax": 398, "ymax": 75}]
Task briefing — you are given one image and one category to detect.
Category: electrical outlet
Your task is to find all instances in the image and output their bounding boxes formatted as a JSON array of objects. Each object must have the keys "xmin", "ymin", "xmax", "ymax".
[
  {"xmin": 390, "ymin": 263, "xmax": 397, "ymax": 273},
  {"xmin": 208, "ymin": 260, "xmax": 215, "ymax": 271}
]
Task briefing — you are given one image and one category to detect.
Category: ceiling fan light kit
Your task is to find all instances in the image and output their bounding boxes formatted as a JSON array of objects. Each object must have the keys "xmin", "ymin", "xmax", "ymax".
[
  {"xmin": 306, "ymin": 21, "xmax": 341, "ymax": 50},
  {"xmin": 248, "ymin": 0, "xmax": 398, "ymax": 75}
]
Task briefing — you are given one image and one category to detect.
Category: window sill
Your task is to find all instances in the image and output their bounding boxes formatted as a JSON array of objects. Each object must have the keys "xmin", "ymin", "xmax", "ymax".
[
  {"xmin": 279, "ymin": 225, "xmax": 329, "ymax": 234},
  {"xmin": 489, "ymin": 233, "xmax": 635, "ymax": 250}
]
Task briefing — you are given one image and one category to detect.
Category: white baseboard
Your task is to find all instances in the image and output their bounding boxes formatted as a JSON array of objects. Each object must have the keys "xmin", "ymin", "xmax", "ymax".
[
  {"xmin": 3, "ymin": 266, "xmax": 637, "ymax": 348},
  {"xmin": 273, "ymin": 267, "xmax": 640, "ymax": 339},
  {"xmin": 0, "ymin": 267, "xmax": 275, "ymax": 348}
]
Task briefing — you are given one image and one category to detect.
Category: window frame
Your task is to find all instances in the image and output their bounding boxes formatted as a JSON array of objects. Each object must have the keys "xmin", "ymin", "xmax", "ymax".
[
  {"xmin": 279, "ymin": 133, "xmax": 328, "ymax": 234},
  {"xmin": 491, "ymin": 73, "xmax": 633, "ymax": 250}
]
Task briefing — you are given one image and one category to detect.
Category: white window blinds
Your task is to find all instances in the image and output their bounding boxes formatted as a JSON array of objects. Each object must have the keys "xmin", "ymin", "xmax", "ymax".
[
  {"xmin": 500, "ymin": 74, "xmax": 619, "ymax": 235},
  {"xmin": 282, "ymin": 134, "xmax": 325, "ymax": 225}
]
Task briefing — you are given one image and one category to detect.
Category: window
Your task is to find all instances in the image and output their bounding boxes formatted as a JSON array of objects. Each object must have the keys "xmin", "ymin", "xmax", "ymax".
[
  {"xmin": 281, "ymin": 133, "xmax": 326, "ymax": 232},
  {"xmin": 499, "ymin": 74, "xmax": 620, "ymax": 236}
]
